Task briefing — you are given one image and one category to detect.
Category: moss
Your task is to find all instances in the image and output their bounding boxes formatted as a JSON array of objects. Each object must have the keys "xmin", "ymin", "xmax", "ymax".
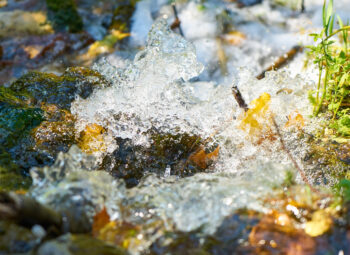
[
  {"xmin": 46, "ymin": 0, "xmax": 83, "ymax": 33},
  {"xmin": 0, "ymin": 148, "xmax": 31, "ymax": 191},
  {"xmin": 1, "ymin": 67, "xmax": 108, "ymax": 171},
  {"xmin": 9, "ymin": 67, "xmax": 109, "ymax": 110},
  {"xmin": 0, "ymin": 101, "xmax": 43, "ymax": 149}
]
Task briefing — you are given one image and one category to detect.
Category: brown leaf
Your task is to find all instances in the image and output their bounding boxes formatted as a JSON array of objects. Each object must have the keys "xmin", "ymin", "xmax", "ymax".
[
  {"xmin": 92, "ymin": 207, "xmax": 110, "ymax": 237},
  {"xmin": 189, "ymin": 145, "xmax": 220, "ymax": 169}
]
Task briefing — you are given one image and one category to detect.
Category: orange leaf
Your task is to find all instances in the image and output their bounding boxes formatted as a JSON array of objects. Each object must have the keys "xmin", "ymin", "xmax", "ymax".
[
  {"xmin": 285, "ymin": 111, "xmax": 304, "ymax": 129},
  {"xmin": 189, "ymin": 145, "xmax": 220, "ymax": 169},
  {"xmin": 92, "ymin": 207, "xmax": 110, "ymax": 237}
]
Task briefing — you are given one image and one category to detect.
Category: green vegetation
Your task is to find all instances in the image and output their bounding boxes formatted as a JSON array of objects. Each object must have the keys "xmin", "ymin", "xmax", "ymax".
[
  {"xmin": 46, "ymin": 0, "xmax": 83, "ymax": 33},
  {"xmin": 307, "ymin": 0, "xmax": 350, "ymax": 136}
]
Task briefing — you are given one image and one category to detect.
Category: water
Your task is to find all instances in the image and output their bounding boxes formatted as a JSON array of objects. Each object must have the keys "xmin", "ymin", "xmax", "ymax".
[{"xmin": 28, "ymin": 17, "xmax": 327, "ymax": 254}]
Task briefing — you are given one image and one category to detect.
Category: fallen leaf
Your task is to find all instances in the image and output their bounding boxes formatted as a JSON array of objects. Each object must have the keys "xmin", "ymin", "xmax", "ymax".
[
  {"xmin": 239, "ymin": 92, "xmax": 272, "ymax": 139},
  {"xmin": 78, "ymin": 123, "xmax": 106, "ymax": 154},
  {"xmin": 285, "ymin": 110, "xmax": 305, "ymax": 129},
  {"xmin": 92, "ymin": 207, "xmax": 110, "ymax": 237},
  {"xmin": 23, "ymin": 45, "xmax": 44, "ymax": 59},
  {"xmin": 189, "ymin": 145, "xmax": 220, "ymax": 169},
  {"xmin": 221, "ymin": 30, "xmax": 246, "ymax": 45}
]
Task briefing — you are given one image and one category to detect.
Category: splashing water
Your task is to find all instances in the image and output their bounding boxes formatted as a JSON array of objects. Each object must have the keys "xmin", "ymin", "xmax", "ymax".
[{"xmin": 30, "ymin": 18, "xmax": 325, "ymax": 254}]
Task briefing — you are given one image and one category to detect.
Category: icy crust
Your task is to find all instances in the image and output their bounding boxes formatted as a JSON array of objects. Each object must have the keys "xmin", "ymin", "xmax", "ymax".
[
  {"xmin": 29, "ymin": 146, "xmax": 286, "ymax": 236},
  {"xmin": 72, "ymin": 19, "xmax": 234, "ymax": 150},
  {"xmin": 124, "ymin": 162, "xmax": 286, "ymax": 234},
  {"xmin": 29, "ymin": 146, "xmax": 124, "ymax": 233}
]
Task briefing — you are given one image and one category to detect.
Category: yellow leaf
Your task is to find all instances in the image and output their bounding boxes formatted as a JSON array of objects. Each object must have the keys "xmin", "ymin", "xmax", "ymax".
[
  {"xmin": 239, "ymin": 93, "xmax": 272, "ymax": 138},
  {"xmin": 78, "ymin": 123, "xmax": 106, "ymax": 154},
  {"xmin": 221, "ymin": 30, "xmax": 246, "ymax": 45},
  {"xmin": 304, "ymin": 210, "xmax": 332, "ymax": 237}
]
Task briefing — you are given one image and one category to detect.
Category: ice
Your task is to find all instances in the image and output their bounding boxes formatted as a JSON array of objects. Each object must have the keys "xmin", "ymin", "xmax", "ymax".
[
  {"xmin": 29, "ymin": 146, "xmax": 125, "ymax": 232},
  {"xmin": 72, "ymin": 18, "xmax": 234, "ymax": 156},
  {"xmin": 124, "ymin": 162, "xmax": 287, "ymax": 234}
]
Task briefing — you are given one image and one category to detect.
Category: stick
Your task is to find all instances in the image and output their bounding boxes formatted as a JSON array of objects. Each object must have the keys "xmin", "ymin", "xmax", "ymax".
[
  {"xmin": 256, "ymin": 45, "xmax": 303, "ymax": 80},
  {"xmin": 232, "ymin": 85, "xmax": 248, "ymax": 111},
  {"xmin": 271, "ymin": 117, "xmax": 319, "ymax": 193},
  {"xmin": 301, "ymin": 0, "xmax": 305, "ymax": 13},
  {"xmin": 171, "ymin": 3, "xmax": 184, "ymax": 37},
  {"xmin": 0, "ymin": 192, "xmax": 64, "ymax": 234}
]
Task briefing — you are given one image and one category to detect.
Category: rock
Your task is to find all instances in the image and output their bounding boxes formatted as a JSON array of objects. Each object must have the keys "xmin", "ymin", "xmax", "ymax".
[
  {"xmin": 248, "ymin": 213, "xmax": 316, "ymax": 254},
  {"xmin": 9, "ymin": 67, "xmax": 109, "ymax": 110},
  {"xmin": 0, "ymin": 67, "xmax": 109, "ymax": 171},
  {"xmin": 29, "ymin": 146, "xmax": 122, "ymax": 233},
  {"xmin": 102, "ymin": 132, "xmax": 217, "ymax": 188},
  {"xmin": 0, "ymin": 10, "xmax": 53, "ymax": 38},
  {"xmin": 0, "ymin": 148, "xmax": 31, "ymax": 191},
  {"xmin": 46, "ymin": 0, "xmax": 83, "ymax": 33},
  {"xmin": 0, "ymin": 220, "xmax": 38, "ymax": 254},
  {"xmin": 36, "ymin": 234, "xmax": 127, "ymax": 255}
]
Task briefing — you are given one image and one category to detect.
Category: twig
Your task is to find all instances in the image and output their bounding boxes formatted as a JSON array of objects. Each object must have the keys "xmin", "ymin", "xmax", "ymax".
[
  {"xmin": 256, "ymin": 45, "xmax": 303, "ymax": 80},
  {"xmin": 271, "ymin": 117, "xmax": 320, "ymax": 193},
  {"xmin": 232, "ymin": 85, "xmax": 248, "ymax": 111},
  {"xmin": 171, "ymin": 3, "xmax": 184, "ymax": 37},
  {"xmin": 301, "ymin": 0, "xmax": 305, "ymax": 13}
]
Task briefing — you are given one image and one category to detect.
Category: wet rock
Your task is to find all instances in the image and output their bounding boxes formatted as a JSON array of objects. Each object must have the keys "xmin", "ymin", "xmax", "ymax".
[
  {"xmin": 9, "ymin": 67, "xmax": 109, "ymax": 110},
  {"xmin": 36, "ymin": 234, "xmax": 127, "ymax": 255},
  {"xmin": 0, "ymin": 87, "xmax": 45, "ymax": 169},
  {"xmin": 1, "ymin": 67, "xmax": 109, "ymax": 172},
  {"xmin": 148, "ymin": 210, "xmax": 261, "ymax": 255},
  {"xmin": 46, "ymin": 0, "xmax": 83, "ymax": 33},
  {"xmin": 236, "ymin": 0, "xmax": 263, "ymax": 7},
  {"xmin": 0, "ymin": 148, "xmax": 31, "ymax": 191},
  {"xmin": 0, "ymin": 220, "xmax": 38, "ymax": 254},
  {"xmin": 248, "ymin": 213, "xmax": 316, "ymax": 254},
  {"xmin": 0, "ymin": 10, "xmax": 53, "ymax": 38},
  {"xmin": 102, "ymin": 132, "xmax": 216, "ymax": 187},
  {"xmin": 30, "ymin": 146, "xmax": 123, "ymax": 233},
  {"xmin": 0, "ymin": 32, "xmax": 94, "ymax": 84}
]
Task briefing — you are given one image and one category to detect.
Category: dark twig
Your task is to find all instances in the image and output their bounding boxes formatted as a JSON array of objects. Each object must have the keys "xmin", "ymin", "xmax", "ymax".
[
  {"xmin": 256, "ymin": 45, "xmax": 303, "ymax": 80},
  {"xmin": 232, "ymin": 85, "xmax": 248, "ymax": 111},
  {"xmin": 171, "ymin": 3, "xmax": 184, "ymax": 37},
  {"xmin": 272, "ymin": 117, "xmax": 320, "ymax": 194}
]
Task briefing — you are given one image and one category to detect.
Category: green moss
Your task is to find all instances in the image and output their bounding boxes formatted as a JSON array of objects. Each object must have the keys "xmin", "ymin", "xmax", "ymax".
[
  {"xmin": 10, "ymin": 67, "xmax": 109, "ymax": 110},
  {"xmin": 46, "ymin": 0, "xmax": 83, "ymax": 33},
  {"xmin": 0, "ymin": 102, "xmax": 43, "ymax": 149},
  {"xmin": 0, "ymin": 148, "xmax": 31, "ymax": 191}
]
